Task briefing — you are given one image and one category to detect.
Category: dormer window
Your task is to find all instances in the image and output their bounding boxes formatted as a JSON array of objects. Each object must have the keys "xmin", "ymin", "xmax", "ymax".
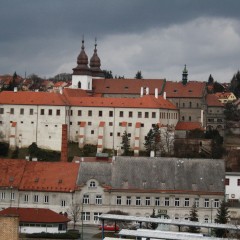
[{"xmin": 89, "ymin": 181, "xmax": 96, "ymax": 188}]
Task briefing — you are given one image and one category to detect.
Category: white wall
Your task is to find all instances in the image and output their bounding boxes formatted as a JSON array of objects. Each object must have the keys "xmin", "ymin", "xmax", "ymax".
[{"xmin": 225, "ymin": 173, "xmax": 240, "ymax": 200}]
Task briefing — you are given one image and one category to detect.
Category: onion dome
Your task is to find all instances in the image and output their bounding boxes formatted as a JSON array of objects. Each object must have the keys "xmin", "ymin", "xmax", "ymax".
[{"xmin": 72, "ymin": 39, "xmax": 91, "ymax": 76}]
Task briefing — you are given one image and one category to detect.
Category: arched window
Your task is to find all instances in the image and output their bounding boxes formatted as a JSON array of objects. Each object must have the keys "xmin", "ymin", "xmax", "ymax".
[{"xmin": 78, "ymin": 81, "xmax": 81, "ymax": 88}]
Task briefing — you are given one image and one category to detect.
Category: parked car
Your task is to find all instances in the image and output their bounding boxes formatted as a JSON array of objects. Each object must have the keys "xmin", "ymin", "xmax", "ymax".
[{"xmin": 98, "ymin": 224, "xmax": 120, "ymax": 231}]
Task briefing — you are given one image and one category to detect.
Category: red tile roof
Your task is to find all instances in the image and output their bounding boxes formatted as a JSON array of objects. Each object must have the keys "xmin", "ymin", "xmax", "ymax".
[
  {"xmin": 206, "ymin": 94, "xmax": 224, "ymax": 107},
  {"xmin": 164, "ymin": 81, "xmax": 206, "ymax": 98},
  {"xmin": 215, "ymin": 92, "xmax": 235, "ymax": 99},
  {"xmin": 67, "ymin": 95, "xmax": 177, "ymax": 110},
  {"xmin": 175, "ymin": 122, "xmax": 203, "ymax": 131},
  {"xmin": 0, "ymin": 159, "xmax": 80, "ymax": 192},
  {"xmin": 19, "ymin": 161, "xmax": 80, "ymax": 192},
  {"xmin": 0, "ymin": 91, "xmax": 68, "ymax": 106},
  {"xmin": 0, "ymin": 159, "xmax": 27, "ymax": 188},
  {"xmin": 0, "ymin": 208, "xmax": 70, "ymax": 223},
  {"xmin": 63, "ymin": 88, "xmax": 89, "ymax": 98},
  {"xmin": 92, "ymin": 78, "xmax": 166, "ymax": 95}
]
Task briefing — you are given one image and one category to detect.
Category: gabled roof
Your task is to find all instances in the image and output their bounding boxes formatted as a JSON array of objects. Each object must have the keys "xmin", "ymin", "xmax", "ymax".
[
  {"xmin": 0, "ymin": 91, "xmax": 68, "ymax": 106},
  {"xmin": 0, "ymin": 207, "xmax": 70, "ymax": 223},
  {"xmin": 19, "ymin": 161, "xmax": 80, "ymax": 192},
  {"xmin": 63, "ymin": 88, "xmax": 89, "ymax": 98},
  {"xmin": 164, "ymin": 81, "xmax": 206, "ymax": 98},
  {"xmin": 67, "ymin": 95, "xmax": 177, "ymax": 110},
  {"xmin": 92, "ymin": 78, "xmax": 166, "ymax": 95},
  {"xmin": 175, "ymin": 122, "xmax": 203, "ymax": 131},
  {"xmin": 0, "ymin": 159, "xmax": 80, "ymax": 192},
  {"xmin": 206, "ymin": 94, "xmax": 224, "ymax": 107},
  {"xmin": 77, "ymin": 157, "xmax": 225, "ymax": 195},
  {"xmin": 215, "ymin": 92, "xmax": 236, "ymax": 99},
  {"xmin": 0, "ymin": 159, "xmax": 27, "ymax": 188}
]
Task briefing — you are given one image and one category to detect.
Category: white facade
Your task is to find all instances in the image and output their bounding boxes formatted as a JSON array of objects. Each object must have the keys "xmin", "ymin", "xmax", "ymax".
[
  {"xmin": 71, "ymin": 75, "xmax": 92, "ymax": 90},
  {"xmin": 225, "ymin": 172, "xmax": 240, "ymax": 200}
]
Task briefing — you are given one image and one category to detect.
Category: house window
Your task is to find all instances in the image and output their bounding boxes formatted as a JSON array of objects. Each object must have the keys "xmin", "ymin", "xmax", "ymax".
[
  {"xmin": 83, "ymin": 194, "xmax": 89, "ymax": 204},
  {"xmin": 145, "ymin": 197, "xmax": 151, "ymax": 206},
  {"xmin": 119, "ymin": 111, "xmax": 124, "ymax": 117},
  {"xmin": 88, "ymin": 122, "xmax": 92, "ymax": 126},
  {"xmin": 141, "ymin": 123, "xmax": 144, "ymax": 127},
  {"xmin": 56, "ymin": 109, "xmax": 60, "ymax": 116},
  {"xmin": 24, "ymin": 194, "xmax": 29, "ymax": 203},
  {"xmin": 145, "ymin": 112, "xmax": 149, "ymax": 118},
  {"xmin": 204, "ymin": 218, "xmax": 209, "ymax": 223},
  {"xmin": 138, "ymin": 112, "xmax": 142, "ymax": 118},
  {"xmin": 30, "ymin": 109, "xmax": 34, "ymax": 115},
  {"xmin": 48, "ymin": 109, "xmax": 52, "ymax": 115},
  {"xmin": 33, "ymin": 195, "xmax": 39, "ymax": 203},
  {"xmin": 237, "ymin": 179, "xmax": 240, "ymax": 186},
  {"xmin": 91, "ymin": 130, "xmax": 94, "ymax": 134},
  {"xmin": 164, "ymin": 197, "xmax": 169, "ymax": 206},
  {"xmin": 189, "ymin": 116, "xmax": 191, "ymax": 121},
  {"xmin": 10, "ymin": 192, "xmax": 15, "ymax": 201},
  {"xmin": 214, "ymin": 199, "xmax": 220, "ymax": 208},
  {"xmin": 61, "ymin": 200, "xmax": 66, "ymax": 207},
  {"xmin": 183, "ymin": 103, "xmax": 185, "ymax": 107},
  {"xmin": 195, "ymin": 198, "xmax": 199, "ymax": 208},
  {"xmin": 82, "ymin": 212, "xmax": 90, "ymax": 221},
  {"xmin": 0, "ymin": 192, "xmax": 5, "ymax": 200},
  {"xmin": 136, "ymin": 197, "xmax": 141, "ymax": 206},
  {"xmin": 94, "ymin": 212, "xmax": 102, "ymax": 222},
  {"xmin": 117, "ymin": 132, "xmax": 121, "ymax": 137},
  {"xmin": 155, "ymin": 197, "xmax": 160, "ymax": 206},
  {"xmin": 189, "ymin": 102, "xmax": 192, "ymax": 108},
  {"xmin": 109, "ymin": 122, "xmax": 113, "ymax": 126},
  {"xmin": 116, "ymin": 196, "xmax": 122, "ymax": 205},
  {"xmin": 44, "ymin": 195, "xmax": 49, "ymax": 204},
  {"xmin": 128, "ymin": 133, "xmax": 131, "ymax": 137},
  {"xmin": 88, "ymin": 110, "xmax": 92, "ymax": 116},
  {"xmin": 152, "ymin": 112, "xmax": 156, "ymax": 118},
  {"xmin": 184, "ymin": 198, "xmax": 190, "ymax": 207},
  {"xmin": 40, "ymin": 109, "xmax": 44, "ymax": 115},
  {"xmin": 182, "ymin": 116, "xmax": 185, "ymax": 121},
  {"xmin": 20, "ymin": 108, "xmax": 24, "ymax": 115},
  {"xmin": 126, "ymin": 196, "xmax": 131, "ymax": 205},
  {"xmin": 128, "ymin": 123, "xmax": 132, "ymax": 127},
  {"xmin": 225, "ymin": 178, "xmax": 229, "ymax": 185},
  {"xmin": 70, "ymin": 110, "xmax": 73, "ymax": 116},
  {"xmin": 89, "ymin": 181, "xmax": 96, "ymax": 188},
  {"xmin": 78, "ymin": 110, "xmax": 82, "ymax": 116},
  {"xmin": 108, "ymin": 111, "xmax": 113, "ymax": 117},
  {"xmin": 129, "ymin": 111, "xmax": 133, "ymax": 118},
  {"xmin": 95, "ymin": 195, "xmax": 102, "ymax": 205},
  {"xmin": 204, "ymin": 199, "xmax": 209, "ymax": 208},
  {"xmin": 110, "ymin": 132, "xmax": 113, "ymax": 136},
  {"xmin": 0, "ymin": 108, "xmax": 4, "ymax": 114},
  {"xmin": 99, "ymin": 111, "xmax": 102, "ymax": 117},
  {"xmin": 175, "ymin": 198, "xmax": 180, "ymax": 207},
  {"xmin": 10, "ymin": 108, "xmax": 14, "ymax": 114}
]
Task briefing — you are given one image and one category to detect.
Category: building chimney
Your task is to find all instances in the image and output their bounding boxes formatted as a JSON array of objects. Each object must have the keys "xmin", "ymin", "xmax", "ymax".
[
  {"xmin": 61, "ymin": 124, "xmax": 68, "ymax": 162},
  {"xmin": 155, "ymin": 88, "xmax": 158, "ymax": 98},
  {"xmin": 140, "ymin": 87, "xmax": 143, "ymax": 97},
  {"xmin": 146, "ymin": 87, "xmax": 149, "ymax": 95},
  {"xmin": 163, "ymin": 92, "xmax": 166, "ymax": 100}
]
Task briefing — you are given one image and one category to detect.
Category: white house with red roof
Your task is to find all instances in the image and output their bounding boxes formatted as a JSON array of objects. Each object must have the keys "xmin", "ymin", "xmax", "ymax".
[{"xmin": 0, "ymin": 207, "xmax": 70, "ymax": 234}]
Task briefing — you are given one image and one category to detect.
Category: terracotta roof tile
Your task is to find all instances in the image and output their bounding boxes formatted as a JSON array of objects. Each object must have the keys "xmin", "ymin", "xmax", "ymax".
[
  {"xmin": 175, "ymin": 122, "xmax": 203, "ymax": 131},
  {"xmin": 92, "ymin": 78, "xmax": 165, "ymax": 95},
  {"xmin": 164, "ymin": 81, "xmax": 206, "ymax": 98},
  {"xmin": 0, "ymin": 207, "xmax": 70, "ymax": 223},
  {"xmin": 0, "ymin": 91, "xmax": 68, "ymax": 106},
  {"xmin": 67, "ymin": 95, "xmax": 177, "ymax": 110},
  {"xmin": 206, "ymin": 94, "xmax": 224, "ymax": 107},
  {"xmin": 19, "ymin": 161, "xmax": 79, "ymax": 192},
  {"xmin": 63, "ymin": 88, "xmax": 89, "ymax": 98}
]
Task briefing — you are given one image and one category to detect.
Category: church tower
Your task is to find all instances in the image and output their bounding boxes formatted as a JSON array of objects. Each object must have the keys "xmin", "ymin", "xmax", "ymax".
[
  {"xmin": 90, "ymin": 39, "xmax": 105, "ymax": 78},
  {"xmin": 182, "ymin": 64, "xmax": 188, "ymax": 85},
  {"xmin": 72, "ymin": 39, "xmax": 93, "ymax": 90}
]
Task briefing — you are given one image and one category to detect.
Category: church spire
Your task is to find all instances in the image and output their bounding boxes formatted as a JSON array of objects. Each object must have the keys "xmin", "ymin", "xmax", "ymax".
[{"xmin": 182, "ymin": 64, "xmax": 188, "ymax": 85}]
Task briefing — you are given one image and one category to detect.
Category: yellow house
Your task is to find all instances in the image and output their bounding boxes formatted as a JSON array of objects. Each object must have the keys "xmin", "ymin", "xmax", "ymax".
[{"xmin": 215, "ymin": 92, "xmax": 236, "ymax": 104}]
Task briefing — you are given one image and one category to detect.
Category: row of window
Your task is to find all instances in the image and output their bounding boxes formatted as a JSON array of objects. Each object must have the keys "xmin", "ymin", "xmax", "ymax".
[
  {"xmin": 225, "ymin": 178, "xmax": 240, "ymax": 186},
  {"xmin": 82, "ymin": 194, "xmax": 220, "ymax": 208},
  {"xmin": 0, "ymin": 107, "xmax": 177, "ymax": 120},
  {"xmin": 175, "ymin": 102, "xmax": 200, "ymax": 108}
]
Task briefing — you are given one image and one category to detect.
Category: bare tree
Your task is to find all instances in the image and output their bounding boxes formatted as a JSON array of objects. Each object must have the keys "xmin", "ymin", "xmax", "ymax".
[
  {"xmin": 67, "ymin": 203, "xmax": 82, "ymax": 229},
  {"xmin": 160, "ymin": 127, "xmax": 174, "ymax": 156}
]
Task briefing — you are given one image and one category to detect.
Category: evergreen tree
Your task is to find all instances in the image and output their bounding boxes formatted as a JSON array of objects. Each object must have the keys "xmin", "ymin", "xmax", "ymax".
[
  {"xmin": 208, "ymin": 74, "xmax": 214, "ymax": 85},
  {"xmin": 214, "ymin": 200, "xmax": 230, "ymax": 238},
  {"xmin": 144, "ymin": 124, "xmax": 161, "ymax": 156},
  {"xmin": 135, "ymin": 71, "xmax": 143, "ymax": 79},
  {"xmin": 121, "ymin": 131, "xmax": 130, "ymax": 156},
  {"xmin": 149, "ymin": 209, "xmax": 158, "ymax": 230},
  {"xmin": 187, "ymin": 203, "xmax": 200, "ymax": 233}
]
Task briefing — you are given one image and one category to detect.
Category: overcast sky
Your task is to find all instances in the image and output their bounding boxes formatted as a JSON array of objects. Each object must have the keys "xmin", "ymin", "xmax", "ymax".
[{"xmin": 0, "ymin": 0, "xmax": 240, "ymax": 82}]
